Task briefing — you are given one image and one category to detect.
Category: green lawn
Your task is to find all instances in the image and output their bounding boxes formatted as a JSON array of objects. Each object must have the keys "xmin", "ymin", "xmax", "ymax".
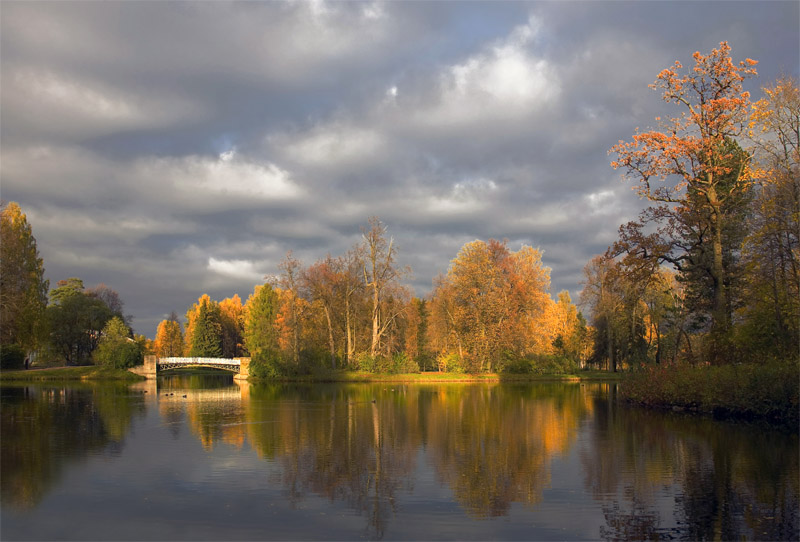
[
  {"xmin": 0, "ymin": 365, "xmax": 143, "ymax": 381},
  {"xmin": 253, "ymin": 369, "xmax": 624, "ymax": 383}
]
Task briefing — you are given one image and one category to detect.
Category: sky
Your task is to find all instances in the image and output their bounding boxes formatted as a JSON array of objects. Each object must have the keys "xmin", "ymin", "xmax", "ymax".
[{"xmin": 2, "ymin": 1, "xmax": 798, "ymax": 338}]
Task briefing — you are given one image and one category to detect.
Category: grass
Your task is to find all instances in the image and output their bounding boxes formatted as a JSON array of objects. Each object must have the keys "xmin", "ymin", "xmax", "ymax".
[
  {"xmin": 0, "ymin": 365, "xmax": 144, "ymax": 381},
  {"xmin": 0, "ymin": 364, "xmax": 623, "ymax": 384},
  {"xmin": 251, "ymin": 369, "xmax": 624, "ymax": 383},
  {"xmin": 620, "ymin": 361, "xmax": 799, "ymax": 426}
]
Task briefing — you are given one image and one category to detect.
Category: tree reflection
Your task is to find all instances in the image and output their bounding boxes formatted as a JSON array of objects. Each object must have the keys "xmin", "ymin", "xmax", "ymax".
[
  {"xmin": 245, "ymin": 384, "xmax": 419, "ymax": 539},
  {"xmin": 426, "ymin": 384, "xmax": 591, "ymax": 517},
  {"xmin": 0, "ymin": 384, "xmax": 144, "ymax": 510},
  {"xmin": 582, "ymin": 389, "xmax": 799, "ymax": 541},
  {"xmin": 239, "ymin": 383, "xmax": 592, "ymax": 536}
]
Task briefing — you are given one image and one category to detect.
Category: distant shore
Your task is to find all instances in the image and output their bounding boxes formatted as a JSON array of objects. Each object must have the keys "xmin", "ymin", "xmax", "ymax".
[{"xmin": 0, "ymin": 366, "xmax": 623, "ymax": 383}]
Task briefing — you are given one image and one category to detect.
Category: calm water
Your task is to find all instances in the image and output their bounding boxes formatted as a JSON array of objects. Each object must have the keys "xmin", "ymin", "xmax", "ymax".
[{"xmin": 1, "ymin": 375, "xmax": 797, "ymax": 541}]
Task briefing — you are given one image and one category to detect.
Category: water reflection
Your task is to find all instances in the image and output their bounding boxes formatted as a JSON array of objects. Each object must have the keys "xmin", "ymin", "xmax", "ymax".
[
  {"xmin": 1, "ymin": 378, "xmax": 797, "ymax": 540},
  {"xmin": 584, "ymin": 385, "xmax": 799, "ymax": 541},
  {"xmin": 0, "ymin": 384, "xmax": 146, "ymax": 510}
]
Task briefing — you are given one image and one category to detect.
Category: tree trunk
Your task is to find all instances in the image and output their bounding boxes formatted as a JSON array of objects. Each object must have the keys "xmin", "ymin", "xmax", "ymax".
[
  {"xmin": 323, "ymin": 305, "xmax": 336, "ymax": 370},
  {"xmin": 708, "ymin": 186, "xmax": 730, "ymax": 363},
  {"xmin": 370, "ymin": 286, "xmax": 380, "ymax": 357},
  {"xmin": 607, "ymin": 318, "xmax": 616, "ymax": 373},
  {"xmin": 345, "ymin": 295, "xmax": 353, "ymax": 365}
]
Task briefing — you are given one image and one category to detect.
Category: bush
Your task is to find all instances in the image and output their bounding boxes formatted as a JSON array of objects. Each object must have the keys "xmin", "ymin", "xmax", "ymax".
[
  {"xmin": 93, "ymin": 317, "xmax": 143, "ymax": 369},
  {"xmin": 502, "ymin": 356, "xmax": 534, "ymax": 374},
  {"xmin": 0, "ymin": 345, "xmax": 26, "ymax": 370},
  {"xmin": 391, "ymin": 352, "xmax": 420, "ymax": 374},
  {"xmin": 530, "ymin": 354, "xmax": 579, "ymax": 375},
  {"xmin": 436, "ymin": 352, "xmax": 465, "ymax": 373},
  {"xmin": 249, "ymin": 349, "xmax": 286, "ymax": 379},
  {"xmin": 355, "ymin": 352, "xmax": 378, "ymax": 372},
  {"xmin": 94, "ymin": 340, "xmax": 143, "ymax": 369}
]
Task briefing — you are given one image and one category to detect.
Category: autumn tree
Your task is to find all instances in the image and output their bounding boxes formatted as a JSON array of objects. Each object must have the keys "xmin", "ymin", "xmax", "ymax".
[
  {"xmin": 551, "ymin": 291, "xmax": 590, "ymax": 365},
  {"xmin": 610, "ymin": 42, "xmax": 758, "ymax": 362},
  {"xmin": 154, "ymin": 312, "xmax": 184, "ymax": 358},
  {"xmin": 302, "ymin": 256, "xmax": 341, "ymax": 369},
  {"xmin": 277, "ymin": 251, "xmax": 303, "ymax": 365},
  {"xmin": 340, "ymin": 247, "xmax": 365, "ymax": 365},
  {"xmin": 219, "ymin": 295, "xmax": 245, "ymax": 358},
  {"xmin": 0, "ymin": 202, "xmax": 49, "ymax": 354},
  {"xmin": 404, "ymin": 298, "xmax": 432, "ymax": 370},
  {"xmin": 581, "ymin": 256, "xmax": 624, "ymax": 371},
  {"xmin": 432, "ymin": 240, "xmax": 551, "ymax": 372},
  {"xmin": 739, "ymin": 77, "xmax": 800, "ymax": 357},
  {"xmin": 362, "ymin": 217, "xmax": 408, "ymax": 357}
]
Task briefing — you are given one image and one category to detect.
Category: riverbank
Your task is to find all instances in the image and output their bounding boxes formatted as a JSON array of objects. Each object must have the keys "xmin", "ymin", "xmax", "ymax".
[
  {"xmin": 249, "ymin": 369, "xmax": 624, "ymax": 383},
  {"xmin": 0, "ymin": 366, "xmax": 144, "ymax": 381},
  {"xmin": 0, "ymin": 366, "xmax": 622, "ymax": 383},
  {"xmin": 619, "ymin": 362, "xmax": 799, "ymax": 426}
]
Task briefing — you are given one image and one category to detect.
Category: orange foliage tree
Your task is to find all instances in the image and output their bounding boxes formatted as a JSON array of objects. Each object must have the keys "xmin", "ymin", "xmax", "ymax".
[
  {"xmin": 153, "ymin": 312, "xmax": 183, "ymax": 357},
  {"xmin": 430, "ymin": 239, "xmax": 551, "ymax": 372},
  {"xmin": 219, "ymin": 294, "xmax": 245, "ymax": 358},
  {"xmin": 610, "ymin": 42, "xmax": 757, "ymax": 360}
]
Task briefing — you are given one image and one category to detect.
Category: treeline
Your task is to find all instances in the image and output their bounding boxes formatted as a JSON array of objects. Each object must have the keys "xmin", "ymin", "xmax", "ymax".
[
  {"xmin": 584, "ymin": 43, "xmax": 798, "ymax": 369},
  {"xmin": 154, "ymin": 218, "xmax": 591, "ymax": 376},
  {"xmin": 3, "ymin": 43, "xmax": 796, "ymax": 376},
  {"xmin": 0, "ymin": 203, "xmax": 145, "ymax": 370}
]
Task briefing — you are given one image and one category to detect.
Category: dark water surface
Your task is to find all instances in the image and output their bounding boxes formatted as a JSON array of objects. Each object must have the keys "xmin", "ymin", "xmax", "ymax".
[{"xmin": 1, "ymin": 376, "xmax": 797, "ymax": 540}]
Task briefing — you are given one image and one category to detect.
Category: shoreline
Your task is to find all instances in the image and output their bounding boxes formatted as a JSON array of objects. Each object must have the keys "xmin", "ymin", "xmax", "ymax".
[{"xmin": 0, "ymin": 366, "xmax": 623, "ymax": 383}]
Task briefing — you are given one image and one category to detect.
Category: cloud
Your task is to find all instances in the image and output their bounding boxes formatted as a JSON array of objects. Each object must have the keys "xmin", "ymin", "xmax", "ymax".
[
  {"xmin": 274, "ymin": 122, "xmax": 386, "ymax": 170},
  {"xmin": 207, "ymin": 257, "xmax": 264, "ymax": 283},
  {"xmin": 4, "ymin": 69, "xmax": 204, "ymax": 142},
  {"xmin": 155, "ymin": 154, "xmax": 305, "ymax": 204},
  {"xmin": 1, "ymin": 1, "xmax": 796, "ymax": 337},
  {"xmin": 406, "ymin": 15, "xmax": 559, "ymax": 130}
]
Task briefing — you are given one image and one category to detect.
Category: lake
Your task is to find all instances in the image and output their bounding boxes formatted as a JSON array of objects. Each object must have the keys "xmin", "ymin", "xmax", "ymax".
[{"xmin": 1, "ymin": 375, "xmax": 797, "ymax": 540}]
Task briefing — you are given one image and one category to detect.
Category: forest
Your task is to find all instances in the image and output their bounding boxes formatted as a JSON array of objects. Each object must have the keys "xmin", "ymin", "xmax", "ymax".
[{"xmin": 1, "ymin": 43, "xmax": 797, "ymax": 380}]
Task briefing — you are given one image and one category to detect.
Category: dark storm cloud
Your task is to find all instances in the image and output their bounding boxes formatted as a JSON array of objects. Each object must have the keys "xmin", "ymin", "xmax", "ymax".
[{"xmin": 1, "ymin": 1, "xmax": 797, "ymax": 336}]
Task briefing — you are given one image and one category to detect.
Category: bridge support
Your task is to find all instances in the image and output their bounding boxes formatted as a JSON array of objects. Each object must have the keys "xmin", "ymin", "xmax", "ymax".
[
  {"xmin": 129, "ymin": 355, "xmax": 158, "ymax": 379},
  {"xmin": 234, "ymin": 357, "xmax": 250, "ymax": 381}
]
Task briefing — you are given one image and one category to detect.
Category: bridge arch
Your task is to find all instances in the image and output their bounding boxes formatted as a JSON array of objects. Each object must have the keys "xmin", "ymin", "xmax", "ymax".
[{"xmin": 131, "ymin": 356, "xmax": 250, "ymax": 380}]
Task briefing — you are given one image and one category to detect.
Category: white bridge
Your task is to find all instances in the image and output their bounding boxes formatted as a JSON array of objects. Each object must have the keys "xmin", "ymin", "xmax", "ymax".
[
  {"xmin": 158, "ymin": 357, "xmax": 243, "ymax": 373},
  {"xmin": 131, "ymin": 355, "xmax": 251, "ymax": 380}
]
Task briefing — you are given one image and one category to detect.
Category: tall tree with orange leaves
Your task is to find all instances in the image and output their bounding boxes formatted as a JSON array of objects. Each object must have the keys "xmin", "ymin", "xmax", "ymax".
[
  {"xmin": 154, "ymin": 312, "xmax": 184, "ymax": 358},
  {"xmin": 219, "ymin": 295, "xmax": 245, "ymax": 358},
  {"xmin": 610, "ymin": 42, "xmax": 757, "ymax": 361}
]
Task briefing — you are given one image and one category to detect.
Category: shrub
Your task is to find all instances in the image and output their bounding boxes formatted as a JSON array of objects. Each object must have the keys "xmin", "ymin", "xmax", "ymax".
[
  {"xmin": 249, "ymin": 349, "xmax": 285, "ymax": 379},
  {"xmin": 392, "ymin": 352, "xmax": 420, "ymax": 374},
  {"xmin": 436, "ymin": 352, "xmax": 465, "ymax": 373},
  {"xmin": 523, "ymin": 354, "xmax": 578, "ymax": 375},
  {"xmin": 355, "ymin": 352, "xmax": 378, "ymax": 372},
  {"xmin": 0, "ymin": 344, "xmax": 26, "ymax": 370},
  {"xmin": 93, "ymin": 317, "xmax": 143, "ymax": 369},
  {"xmin": 502, "ymin": 356, "xmax": 533, "ymax": 374}
]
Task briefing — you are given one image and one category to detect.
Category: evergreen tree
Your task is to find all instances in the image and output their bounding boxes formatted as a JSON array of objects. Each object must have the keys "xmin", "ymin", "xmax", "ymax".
[
  {"xmin": 189, "ymin": 297, "xmax": 222, "ymax": 357},
  {"xmin": 243, "ymin": 283, "xmax": 279, "ymax": 357}
]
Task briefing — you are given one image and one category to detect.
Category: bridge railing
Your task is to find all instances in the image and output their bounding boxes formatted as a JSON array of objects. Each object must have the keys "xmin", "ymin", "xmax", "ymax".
[{"xmin": 159, "ymin": 357, "xmax": 241, "ymax": 366}]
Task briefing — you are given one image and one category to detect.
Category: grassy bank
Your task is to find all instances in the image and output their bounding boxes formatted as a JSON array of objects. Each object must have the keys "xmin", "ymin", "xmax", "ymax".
[
  {"xmin": 0, "ymin": 366, "xmax": 622, "ymax": 384},
  {"xmin": 620, "ymin": 362, "xmax": 799, "ymax": 425},
  {"xmin": 251, "ymin": 369, "xmax": 623, "ymax": 383},
  {"xmin": 0, "ymin": 365, "xmax": 143, "ymax": 381}
]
